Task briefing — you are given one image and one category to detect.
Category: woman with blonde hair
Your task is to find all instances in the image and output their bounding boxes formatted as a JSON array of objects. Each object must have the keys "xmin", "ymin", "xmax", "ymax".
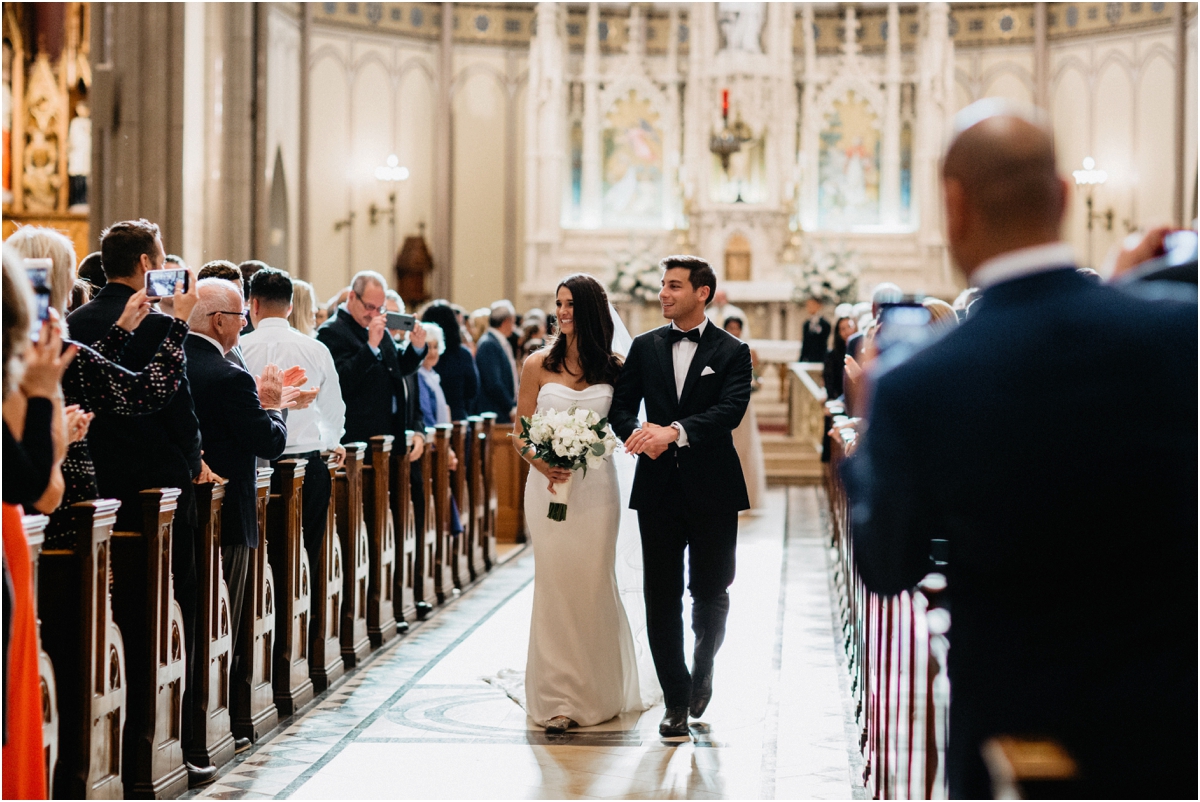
[
  {"xmin": 467, "ymin": 307, "xmax": 490, "ymax": 353},
  {"xmin": 289, "ymin": 278, "xmax": 319, "ymax": 336}
]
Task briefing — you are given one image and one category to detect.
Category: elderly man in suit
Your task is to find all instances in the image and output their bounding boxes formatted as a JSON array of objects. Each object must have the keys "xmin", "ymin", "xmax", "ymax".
[
  {"xmin": 316, "ymin": 270, "xmax": 427, "ymax": 462},
  {"xmin": 185, "ymin": 278, "xmax": 292, "ymax": 666},
  {"xmin": 474, "ymin": 300, "xmax": 518, "ymax": 422},
  {"xmin": 843, "ymin": 101, "xmax": 1197, "ymax": 798}
]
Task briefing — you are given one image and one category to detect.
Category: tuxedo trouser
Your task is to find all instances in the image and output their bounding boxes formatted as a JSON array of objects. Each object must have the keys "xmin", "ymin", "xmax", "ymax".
[{"xmin": 637, "ymin": 468, "xmax": 738, "ymax": 710}]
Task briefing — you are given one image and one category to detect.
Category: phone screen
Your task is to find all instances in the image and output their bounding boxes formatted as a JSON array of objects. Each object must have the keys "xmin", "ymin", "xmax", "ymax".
[
  {"xmin": 385, "ymin": 311, "xmax": 416, "ymax": 332},
  {"xmin": 23, "ymin": 258, "xmax": 53, "ymax": 339},
  {"xmin": 875, "ymin": 302, "xmax": 933, "ymax": 356},
  {"xmin": 146, "ymin": 268, "xmax": 189, "ymax": 298}
]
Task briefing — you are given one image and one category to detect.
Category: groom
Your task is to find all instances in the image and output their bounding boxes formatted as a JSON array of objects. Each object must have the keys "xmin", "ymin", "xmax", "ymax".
[{"xmin": 610, "ymin": 255, "xmax": 753, "ymax": 738}]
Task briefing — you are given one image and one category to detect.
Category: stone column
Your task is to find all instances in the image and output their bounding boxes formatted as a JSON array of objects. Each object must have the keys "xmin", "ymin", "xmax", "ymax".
[
  {"xmin": 580, "ymin": 3, "xmax": 601, "ymax": 228},
  {"xmin": 914, "ymin": 2, "xmax": 952, "ymax": 249},
  {"xmin": 433, "ymin": 2, "xmax": 454, "ymax": 299},
  {"xmin": 523, "ymin": 2, "xmax": 565, "ymax": 289},
  {"xmin": 798, "ymin": 4, "xmax": 820, "ymax": 230},
  {"xmin": 662, "ymin": 5, "xmax": 682, "ymax": 229},
  {"xmin": 880, "ymin": 3, "xmax": 902, "ymax": 227},
  {"xmin": 1174, "ymin": 3, "xmax": 1188, "ymax": 227},
  {"xmin": 1033, "ymin": 3, "xmax": 1049, "ymax": 111},
  {"xmin": 298, "ymin": 3, "xmax": 311, "ymax": 280}
]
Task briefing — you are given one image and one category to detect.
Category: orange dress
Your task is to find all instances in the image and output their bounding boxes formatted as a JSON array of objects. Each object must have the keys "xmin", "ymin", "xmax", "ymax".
[{"xmin": 2, "ymin": 501, "xmax": 47, "ymax": 800}]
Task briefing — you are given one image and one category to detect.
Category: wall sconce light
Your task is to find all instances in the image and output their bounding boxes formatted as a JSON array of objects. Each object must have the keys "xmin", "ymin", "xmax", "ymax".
[
  {"xmin": 374, "ymin": 154, "xmax": 410, "ymax": 183},
  {"xmin": 1073, "ymin": 157, "xmax": 1112, "ymax": 232}
]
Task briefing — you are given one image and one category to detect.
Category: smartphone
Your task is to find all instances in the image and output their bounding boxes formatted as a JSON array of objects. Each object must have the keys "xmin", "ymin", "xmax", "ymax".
[
  {"xmin": 24, "ymin": 258, "xmax": 53, "ymax": 339},
  {"xmin": 385, "ymin": 311, "xmax": 417, "ymax": 332},
  {"xmin": 875, "ymin": 300, "xmax": 933, "ymax": 356},
  {"xmin": 145, "ymin": 267, "xmax": 189, "ymax": 298}
]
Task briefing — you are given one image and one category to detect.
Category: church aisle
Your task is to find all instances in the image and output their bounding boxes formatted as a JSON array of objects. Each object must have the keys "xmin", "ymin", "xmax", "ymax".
[{"xmin": 186, "ymin": 487, "xmax": 857, "ymax": 800}]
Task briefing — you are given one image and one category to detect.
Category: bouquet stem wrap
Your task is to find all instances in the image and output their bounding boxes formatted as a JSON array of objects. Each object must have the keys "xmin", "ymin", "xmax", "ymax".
[{"xmin": 547, "ymin": 472, "xmax": 574, "ymax": 522}]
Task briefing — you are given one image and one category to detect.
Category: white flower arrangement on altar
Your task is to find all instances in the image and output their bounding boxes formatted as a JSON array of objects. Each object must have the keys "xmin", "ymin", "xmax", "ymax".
[
  {"xmin": 788, "ymin": 242, "xmax": 863, "ymax": 305},
  {"xmin": 516, "ymin": 406, "xmax": 622, "ymax": 521},
  {"xmin": 609, "ymin": 239, "xmax": 663, "ymax": 303}
]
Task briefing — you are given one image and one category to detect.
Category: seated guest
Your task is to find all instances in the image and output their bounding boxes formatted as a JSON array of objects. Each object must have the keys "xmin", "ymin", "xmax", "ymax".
[
  {"xmin": 241, "ymin": 268, "xmax": 346, "ymax": 559},
  {"xmin": 289, "ymin": 279, "xmax": 320, "ymax": 337},
  {"xmin": 317, "ymin": 271, "xmax": 426, "ymax": 462},
  {"xmin": 421, "ymin": 301, "xmax": 479, "ymax": 421},
  {"xmin": 843, "ymin": 101, "xmax": 1197, "ymax": 799},
  {"xmin": 186, "ymin": 278, "xmax": 290, "ymax": 669},
  {"xmin": 798, "ymin": 296, "xmax": 831, "ymax": 363},
  {"xmin": 474, "ymin": 300, "xmax": 518, "ymax": 422}
]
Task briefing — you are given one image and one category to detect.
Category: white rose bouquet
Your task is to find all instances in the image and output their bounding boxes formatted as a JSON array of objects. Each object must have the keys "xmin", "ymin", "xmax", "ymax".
[{"xmin": 517, "ymin": 405, "xmax": 621, "ymax": 521}]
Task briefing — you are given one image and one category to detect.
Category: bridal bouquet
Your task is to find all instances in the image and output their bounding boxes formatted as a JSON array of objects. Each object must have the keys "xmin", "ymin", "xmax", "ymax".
[{"xmin": 517, "ymin": 405, "xmax": 621, "ymax": 521}]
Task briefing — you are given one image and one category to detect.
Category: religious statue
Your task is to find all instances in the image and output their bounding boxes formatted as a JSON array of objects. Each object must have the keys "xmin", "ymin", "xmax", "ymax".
[
  {"xmin": 68, "ymin": 101, "xmax": 90, "ymax": 210},
  {"xmin": 22, "ymin": 54, "xmax": 63, "ymax": 212},
  {"xmin": 717, "ymin": 2, "xmax": 765, "ymax": 55}
]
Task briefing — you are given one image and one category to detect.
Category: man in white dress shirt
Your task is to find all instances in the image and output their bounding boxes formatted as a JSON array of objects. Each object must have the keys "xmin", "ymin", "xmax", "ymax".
[
  {"xmin": 705, "ymin": 288, "xmax": 751, "ymax": 339},
  {"xmin": 241, "ymin": 268, "xmax": 346, "ymax": 559}
]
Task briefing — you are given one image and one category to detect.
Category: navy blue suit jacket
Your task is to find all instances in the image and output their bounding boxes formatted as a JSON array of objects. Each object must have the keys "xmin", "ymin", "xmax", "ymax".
[
  {"xmin": 474, "ymin": 332, "xmax": 516, "ymax": 422},
  {"xmin": 184, "ymin": 336, "xmax": 287, "ymax": 548},
  {"xmin": 843, "ymin": 268, "xmax": 1197, "ymax": 797}
]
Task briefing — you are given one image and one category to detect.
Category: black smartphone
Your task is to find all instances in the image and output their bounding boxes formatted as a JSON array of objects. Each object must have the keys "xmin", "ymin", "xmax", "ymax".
[
  {"xmin": 145, "ymin": 267, "xmax": 189, "ymax": 298},
  {"xmin": 24, "ymin": 258, "xmax": 52, "ymax": 339},
  {"xmin": 385, "ymin": 311, "xmax": 417, "ymax": 332},
  {"xmin": 875, "ymin": 300, "xmax": 933, "ymax": 355}
]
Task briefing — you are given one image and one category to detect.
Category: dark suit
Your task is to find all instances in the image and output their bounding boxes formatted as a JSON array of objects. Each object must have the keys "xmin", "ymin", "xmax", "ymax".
[
  {"xmin": 317, "ymin": 308, "xmax": 424, "ymax": 453},
  {"xmin": 610, "ymin": 321, "xmax": 753, "ymax": 708},
  {"xmin": 799, "ymin": 316, "xmax": 831, "ymax": 362},
  {"xmin": 474, "ymin": 331, "xmax": 516, "ymax": 422},
  {"xmin": 842, "ymin": 267, "xmax": 1197, "ymax": 798},
  {"xmin": 184, "ymin": 336, "xmax": 287, "ymax": 549}
]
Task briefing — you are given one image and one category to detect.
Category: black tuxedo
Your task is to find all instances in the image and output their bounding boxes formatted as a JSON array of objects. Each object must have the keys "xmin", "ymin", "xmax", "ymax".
[
  {"xmin": 316, "ymin": 308, "xmax": 424, "ymax": 451},
  {"xmin": 611, "ymin": 321, "xmax": 753, "ymax": 708},
  {"xmin": 799, "ymin": 316, "xmax": 831, "ymax": 362},
  {"xmin": 843, "ymin": 268, "xmax": 1197, "ymax": 798},
  {"xmin": 184, "ymin": 336, "xmax": 287, "ymax": 549}
]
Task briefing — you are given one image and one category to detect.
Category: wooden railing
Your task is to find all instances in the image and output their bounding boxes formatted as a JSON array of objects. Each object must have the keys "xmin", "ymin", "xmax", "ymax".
[
  {"xmin": 827, "ymin": 422, "xmax": 950, "ymax": 800},
  {"xmin": 21, "ymin": 413, "xmax": 514, "ymax": 797}
]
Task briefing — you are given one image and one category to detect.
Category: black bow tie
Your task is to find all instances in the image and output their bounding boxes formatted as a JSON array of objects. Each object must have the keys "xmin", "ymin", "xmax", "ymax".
[{"xmin": 667, "ymin": 328, "xmax": 701, "ymax": 345}]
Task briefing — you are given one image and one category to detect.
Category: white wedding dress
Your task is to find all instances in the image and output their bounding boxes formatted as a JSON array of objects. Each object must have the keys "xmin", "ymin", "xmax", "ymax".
[{"xmin": 494, "ymin": 382, "xmax": 660, "ymax": 727}]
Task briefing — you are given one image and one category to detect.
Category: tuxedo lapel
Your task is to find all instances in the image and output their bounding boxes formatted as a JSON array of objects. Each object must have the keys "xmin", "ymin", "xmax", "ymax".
[
  {"xmin": 678, "ymin": 324, "xmax": 720, "ymax": 409},
  {"xmin": 652, "ymin": 328, "xmax": 679, "ymax": 409}
]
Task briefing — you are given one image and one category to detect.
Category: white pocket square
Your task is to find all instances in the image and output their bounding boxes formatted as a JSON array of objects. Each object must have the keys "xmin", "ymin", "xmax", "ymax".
[{"xmin": 701, "ymin": 366, "xmax": 716, "ymax": 376}]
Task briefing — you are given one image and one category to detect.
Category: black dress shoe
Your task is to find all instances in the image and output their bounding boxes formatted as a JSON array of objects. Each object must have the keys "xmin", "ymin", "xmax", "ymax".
[
  {"xmin": 234, "ymin": 736, "xmax": 252, "ymax": 754},
  {"xmin": 690, "ymin": 667, "xmax": 713, "ymax": 718},
  {"xmin": 186, "ymin": 762, "xmax": 218, "ymax": 788},
  {"xmin": 659, "ymin": 706, "xmax": 691, "ymax": 738}
]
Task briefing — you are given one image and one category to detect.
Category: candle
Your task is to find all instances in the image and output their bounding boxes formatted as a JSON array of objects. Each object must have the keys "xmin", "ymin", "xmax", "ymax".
[{"xmin": 722, "ymin": 89, "xmax": 729, "ymax": 119}]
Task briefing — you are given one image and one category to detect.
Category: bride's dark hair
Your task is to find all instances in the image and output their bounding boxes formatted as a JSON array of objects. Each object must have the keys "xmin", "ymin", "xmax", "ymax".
[{"xmin": 542, "ymin": 273, "xmax": 622, "ymax": 386}]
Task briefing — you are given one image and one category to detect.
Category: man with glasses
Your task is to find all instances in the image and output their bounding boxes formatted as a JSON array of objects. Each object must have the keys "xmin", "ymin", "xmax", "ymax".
[{"xmin": 317, "ymin": 270, "xmax": 428, "ymax": 465}]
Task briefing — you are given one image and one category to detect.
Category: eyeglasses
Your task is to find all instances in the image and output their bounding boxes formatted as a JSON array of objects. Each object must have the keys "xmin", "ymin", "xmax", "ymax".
[
  {"xmin": 354, "ymin": 291, "xmax": 382, "ymax": 314},
  {"xmin": 208, "ymin": 310, "xmax": 248, "ymax": 320}
]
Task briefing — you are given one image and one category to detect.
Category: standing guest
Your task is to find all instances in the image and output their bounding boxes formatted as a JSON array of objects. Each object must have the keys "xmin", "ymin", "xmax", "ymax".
[
  {"xmin": 474, "ymin": 300, "xmax": 519, "ymax": 422},
  {"xmin": 289, "ymin": 279, "xmax": 319, "ymax": 337},
  {"xmin": 921, "ymin": 297, "xmax": 958, "ymax": 333},
  {"xmin": 798, "ymin": 296, "xmax": 831, "ymax": 363},
  {"xmin": 241, "ymin": 269, "xmax": 345, "ymax": 560},
  {"xmin": 843, "ymin": 101, "xmax": 1197, "ymax": 799},
  {"xmin": 847, "ymin": 283, "xmax": 901, "ymax": 360},
  {"xmin": 198, "ymin": 260, "xmax": 251, "ymax": 370},
  {"xmin": 421, "ymin": 301, "xmax": 479, "ymax": 421},
  {"xmin": 467, "ymin": 307, "xmax": 490, "ymax": 354},
  {"xmin": 705, "ymin": 288, "xmax": 750, "ymax": 337},
  {"xmin": 237, "ymin": 260, "xmax": 269, "ymax": 335},
  {"xmin": 77, "ymin": 250, "xmax": 105, "ymax": 290},
  {"xmin": 185, "ymin": 278, "xmax": 291, "ymax": 669},
  {"xmin": 823, "ymin": 316, "xmax": 857, "ymax": 402},
  {"xmin": 317, "ymin": 271, "xmax": 426, "ymax": 461},
  {"xmin": 384, "ymin": 294, "xmax": 432, "ymax": 548},
  {"xmin": 415, "ymin": 322, "xmax": 450, "ymax": 428}
]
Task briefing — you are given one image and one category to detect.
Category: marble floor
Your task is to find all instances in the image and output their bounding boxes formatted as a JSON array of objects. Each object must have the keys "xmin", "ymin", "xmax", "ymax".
[{"xmin": 186, "ymin": 486, "xmax": 863, "ymax": 800}]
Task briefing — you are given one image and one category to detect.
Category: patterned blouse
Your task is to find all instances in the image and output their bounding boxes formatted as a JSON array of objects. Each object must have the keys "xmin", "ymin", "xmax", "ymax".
[{"xmin": 49, "ymin": 318, "xmax": 190, "ymax": 545}]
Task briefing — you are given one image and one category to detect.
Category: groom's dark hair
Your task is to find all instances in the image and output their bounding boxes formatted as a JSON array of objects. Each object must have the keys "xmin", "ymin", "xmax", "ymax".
[{"xmin": 660, "ymin": 255, "xmax": 716, "ymax": 306}]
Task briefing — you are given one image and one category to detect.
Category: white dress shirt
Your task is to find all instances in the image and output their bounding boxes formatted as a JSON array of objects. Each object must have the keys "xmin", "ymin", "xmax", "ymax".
[
  {"xmin": 971, "ymin": 242, "xmax": 1076, "ymax": 289},
  {"xmin": 666, "ymin": 317, "xmax": 708, "ymax": 448},
  {"xmin": 241, "ymin": 317, "xmax": 346, "ymax": 454}
]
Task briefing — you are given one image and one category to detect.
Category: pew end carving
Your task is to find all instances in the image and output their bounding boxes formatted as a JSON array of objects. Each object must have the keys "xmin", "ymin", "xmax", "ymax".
[
  {"xmin": 392, "ymin": 432, "xmax": 417, "ymax": 630},
  {"xmin": 363, "ymin": 436, "xmax": 399, "ymax": 647},
  {"xmin": 190, "ymin": 481, "xmax": 235, "ymax": 770},
  {"xmin": 413, "ymin": 429, "xmax": 439, "ymax": 617},
  {"xmin": 309, "ymin": 452, "xmax": 346, "ymax": 692},
  {"xmin": 266, "ymin": 460, "xmax": 315, "ymax": 716},
  {"xmin": 448, "ymin": 421, "xmax": 472, "ymax": 589},
  {"xmin": 479, "ymin": 414, "xmax": 501, "ymax": 568},
  {"xmin": 430, "ymin": 425, "xmax": 455, "ymax": 603},
  {"xmin": 334, "ymin": 444, "xmax": 372, "ymax": 666},
  {"xmin": 23, "ymin": 513, "xmax": 59, "ymax": 799},
  {"xmin": 465, "ymin": 418, "xmax": 488, "ymax": 580}
]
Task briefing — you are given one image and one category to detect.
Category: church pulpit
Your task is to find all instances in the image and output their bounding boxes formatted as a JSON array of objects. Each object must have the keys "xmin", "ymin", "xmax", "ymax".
[
  {"xmin": 391, "ymin": 433, "xmax": 417, "ymax": 628},
  {"xmin": 109, "ymin": 488, "xmax": 189, "ymax": 798},
  {"xmin": 266, "ymin": 461, "xmax": 315, "ymax": 716},
  {"xmin": 309, "ymin": 453, "xmax": 346, "ymax": 692},
  {"xmin": 412, "ymin": 429, "xmax": 439, "ymax": 617},
  {"xmin": 431, "ymin": 425, "xmax": 456, "ymax": 604},
  {"xmin": 363, "ymin": 437, "xmax": 399, "ymax": 648},
  {"xmin": 479, "ymin": 414, "xmax": 500, "ymax": 568},
  {"xmin": 22, "ymin": 513, "xmax": 59, "ymax": 798},
  {"xmin": 449, "ymin": 421, "xmax": 472, "ymax": 588},
  {"xmin": 334, "ymin": 444, "xmax": 372, "ymax": 666},
  {"xmin": 465, "ymin": 418, "xmax": 488, "ymax": 579},
  {"xmin": 38, "ymin": 499, "xmax": 127, "ymax": 799},
  {"xmin": 231, "ymin": 469, "xmax": 280, "ymax": 742},
  {"xmin": 190, "ymin": 482, "xmax": 235, "ymax": 770}
]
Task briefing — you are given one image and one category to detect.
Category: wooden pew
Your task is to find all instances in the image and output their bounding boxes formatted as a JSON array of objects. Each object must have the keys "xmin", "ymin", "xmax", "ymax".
[
  {"xmin": 266, "ymin": 460, "xmax": 315, "ymax": 716},
  {"xmin": 189, "ymin": 482, "xmax": 235, "ymax": 770},
  {"xmin": 309, "ymin": 452, "xmax": 346, "ymax": 692},
  {"xmin": 231, "ymin": 469, "xmax": 280, "ymax": 742},
  {"xmin": 412, "ymin": 428, "xmax": 439, "ymax": 616},
  {"xmin": 490, "ymin": 418, "xmax": 528, "ymax": 549},
  {"xmin": 334, "ymin": 443, "xmax": 371, "ymax": 666},
  {"xmin": 430, "ymin": 425, "xmax": 455, "ymax": 603},
  {"xmin": 39, "ymin": 499, "xmax": 127, "ymax": 799},
  {"xmin": 448, "ymin": 421, "xmax": 472, "ymax": 589},
  {"xmin": 478, "ymin": 413, "xmax": 500, "ymax": 568},
  {"xmin": 464, "ymin": 417, "xmax": 488, "ymax": 580},
  {"xmin": 363, "ymin": 437, "xmax": 399, "ymax": 647},
  {"xmin": 23, "ymin": 514, "xmax": 59, "ymax": 799},
  {"xmin": 391, "ymin": 432, "xmax": 417, "ymax": 629},
  {"xmin": 109, "ymin": 488, "xmax": 188, "ymax": 798}
]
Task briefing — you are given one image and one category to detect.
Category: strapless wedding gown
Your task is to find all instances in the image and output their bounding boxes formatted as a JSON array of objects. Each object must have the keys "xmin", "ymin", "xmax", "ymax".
[{"xmin": 519, "ymin": 382, "xmax": 653, "ymax": 726}]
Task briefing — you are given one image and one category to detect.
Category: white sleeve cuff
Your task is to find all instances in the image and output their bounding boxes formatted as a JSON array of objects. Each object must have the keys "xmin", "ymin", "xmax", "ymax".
[{"xmin": 671, "ymin": 421, "xmax": 689, "ymax": 447}]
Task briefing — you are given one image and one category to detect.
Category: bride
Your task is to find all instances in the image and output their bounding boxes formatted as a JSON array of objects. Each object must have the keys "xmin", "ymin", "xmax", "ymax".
[{"xmin": 510, "ymin": 273, "xmax": 656, "ymax": 733}]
